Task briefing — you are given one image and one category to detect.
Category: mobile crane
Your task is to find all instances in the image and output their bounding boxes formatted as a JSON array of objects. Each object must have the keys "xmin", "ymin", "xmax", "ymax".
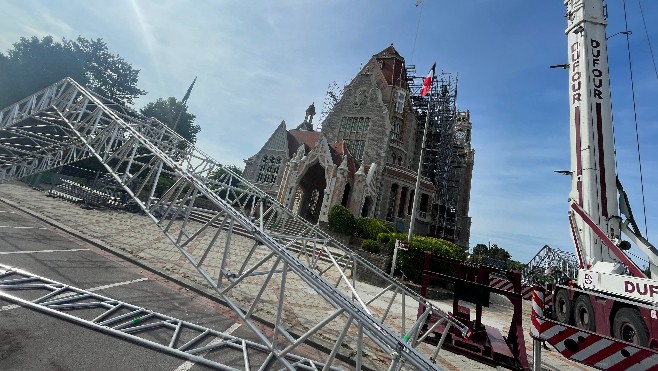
[{"xmin": 531, "ymin": 0, "xmax": 658, "ymax": 368}]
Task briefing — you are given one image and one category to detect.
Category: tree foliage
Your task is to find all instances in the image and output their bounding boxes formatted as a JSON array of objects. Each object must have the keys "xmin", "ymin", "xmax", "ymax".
[
  {"xmin": 471, "ymin": 243, "xmax": 525, "ymax": 271},
  {"xmin": 0, "ymin": 36, "xmax": 146, "ymax": 108},
  {"xmin": 472, "ymin": 243, "xmax": 511, "ymax": 261},
  {"xmin": 140, "ymin": 97, "xmax": 200, "ymax": 144},
  {"xmin": 209, "ymin": 165, "xmax": 243, "ymax": 188}
]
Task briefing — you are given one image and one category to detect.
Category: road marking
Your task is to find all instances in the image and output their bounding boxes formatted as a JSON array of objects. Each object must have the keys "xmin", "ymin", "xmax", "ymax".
[
  {"xmin": 174, "ymin": 322, "xmax": 242, "ymax": 371},
  {"xmin": 0, "ymin": 225, "xmax": 48, "ymax": 230},
  {"xmin": 0, "ymin": 277, "xmax": 149, "ymax": 312},
  {"xmin": 86, "ymin": 277, "xmax": 149, "ymax": 291},
  {"xmin": 0, "ymin": 248, "xmax": 90, "ymax": 255}
]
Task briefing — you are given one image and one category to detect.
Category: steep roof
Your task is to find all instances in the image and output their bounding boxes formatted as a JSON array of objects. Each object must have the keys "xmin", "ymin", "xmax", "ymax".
[
  {"xmin": 262, "ymin": 121, "xmax": 288, "ymax": 151},
  {"xmin": 287, "ymin": 129, "xmax": 320, "ymax": 157},
  {"xmin": 373, "ymin": 44, "xmax": 407, "ymax": 89}
]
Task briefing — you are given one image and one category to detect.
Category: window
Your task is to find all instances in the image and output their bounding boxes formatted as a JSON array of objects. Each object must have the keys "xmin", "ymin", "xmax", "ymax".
[
  {"xmin": 346, "ymin": 140, "xmax": 366, "ymax": 160},
  {"xmin": 256, "ymin": 155, "xmax": 281, "ymax": 184},
  {"xmin": 339, "ymin": 117, "xmax": 370, "ymax": 133},
  {"xmin": 394, "ymin": 90, "xmax": 406, "ymax": 113},
  {"xmin": 391, "ymin": 118, "xmax": 401, "ymax": 141}
]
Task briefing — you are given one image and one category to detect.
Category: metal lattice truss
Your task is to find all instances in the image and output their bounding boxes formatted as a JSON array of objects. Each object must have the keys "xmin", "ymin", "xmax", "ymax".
[
  {"xmin": 0, "ymin": 264, "xmax": 340, "ymax": 371},
  {"xmin": 0, "ymin": 78, "xmax": 469, "ymax": 370},
  {"xmin": 521, "ymin": 245, "xmax": 579, "ymax": 285}
]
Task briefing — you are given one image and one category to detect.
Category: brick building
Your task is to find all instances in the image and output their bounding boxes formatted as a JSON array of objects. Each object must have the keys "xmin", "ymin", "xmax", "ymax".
[{"xmin": 243, "ymin": 45, "xmax": 474, "ymax": 248}]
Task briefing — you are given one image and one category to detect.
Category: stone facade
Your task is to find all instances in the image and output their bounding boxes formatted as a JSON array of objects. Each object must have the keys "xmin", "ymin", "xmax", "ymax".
[{"xmin": 243, "ymin": 45, "xmax": 473, "ymax": 248}]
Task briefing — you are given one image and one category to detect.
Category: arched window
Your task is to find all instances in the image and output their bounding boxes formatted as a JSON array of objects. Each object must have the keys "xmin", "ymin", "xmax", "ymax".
[{"xmin": 256, "ymin": 155, "xmax": 281, "ymax": 184}]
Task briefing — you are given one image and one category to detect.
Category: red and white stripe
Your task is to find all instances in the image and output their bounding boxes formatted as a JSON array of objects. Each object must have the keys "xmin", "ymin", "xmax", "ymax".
[
  {"xmin": 531, "ymin": 287, "xmax": 658, "ymax": 370},
  {"xmin": 544, "ymin": 291, "xmax": 554, "ymax": 308},
  {"xmin": 488, "ymin": 276, "xmax": 534, "ymax": 300},
  {"xmin": 530, "ymin": 287, "xmax": 544, "ymax": 339},
  {"xmin": 489, "ymin": 276, "xmax": 515, "ymax": 292}
]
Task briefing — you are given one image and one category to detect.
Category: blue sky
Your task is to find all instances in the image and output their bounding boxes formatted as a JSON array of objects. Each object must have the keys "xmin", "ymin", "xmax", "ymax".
[{"xmin": 1, "ymin": 1, "xmax": 657, "ymax": 264}]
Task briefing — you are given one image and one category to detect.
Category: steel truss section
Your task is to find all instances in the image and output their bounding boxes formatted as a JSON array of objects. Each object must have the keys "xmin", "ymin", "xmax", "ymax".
[
  {"xmin": 521, "ymin": 245, "xmax": 579, "ymax": 285},
  {"xmin": 0, "ymin": 264, "xmax": 338, "ymax": 371},
  {"xmin": 0, "ymin": 78, "xmax": 470, "ymax": 370}
]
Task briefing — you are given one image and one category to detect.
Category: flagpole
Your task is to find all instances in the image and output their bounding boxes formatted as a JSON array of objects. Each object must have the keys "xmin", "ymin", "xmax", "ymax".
[{"xmin": 408, "ymin": 81, "xmax": 432, "ymax": 241}]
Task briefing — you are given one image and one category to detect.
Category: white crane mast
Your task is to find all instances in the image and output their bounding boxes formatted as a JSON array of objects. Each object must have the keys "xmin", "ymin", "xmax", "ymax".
[
  {"xmin": 566, "ymin": 0, "xmax": 621, "ymax": 272},
  {"xmin": 566, "ymin": 0, "xmax": 658, "ymax": 303}
]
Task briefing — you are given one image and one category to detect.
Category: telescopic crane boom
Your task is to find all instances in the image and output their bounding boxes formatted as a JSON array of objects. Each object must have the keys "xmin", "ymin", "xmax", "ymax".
[{"xmin": 565, "ymin": 0, "xmax": 658, "ymax": 301}]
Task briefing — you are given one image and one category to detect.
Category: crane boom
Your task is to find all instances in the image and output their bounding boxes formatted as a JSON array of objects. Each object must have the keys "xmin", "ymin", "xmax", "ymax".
[
  {"xmin": 566, "ymin": 0, "xmax": 622, "ymax": 273},
  {"xmin": 565, "ymin": 0, "xmax": 658, "ymax": 303}
]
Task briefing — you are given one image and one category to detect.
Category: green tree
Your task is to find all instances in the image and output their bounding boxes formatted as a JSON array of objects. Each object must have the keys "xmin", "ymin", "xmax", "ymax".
[
  {"xmin": 209, "ymin": 165, "xmax": 243, "ymax": 188},
  {"xmin": 472, "ymin": 243, "xmax": 489, "ymax": 256},
  {"xmin": 0, "ymin": 36, "xmax": 146, "ymax": 108},
  {"xmin": 140, "ymin": 97, "xmax": 200, "ymax": 144},
  {"xmin": 471, "ymin": 243, "xmax": 524, "ymax": 271},
  {"xmin": 472, "ymin": 243, "xmax": 511, "ymax": 261}
]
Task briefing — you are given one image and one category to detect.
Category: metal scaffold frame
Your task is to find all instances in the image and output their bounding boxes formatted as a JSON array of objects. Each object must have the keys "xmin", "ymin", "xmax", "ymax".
[
  {"xmin": 0, "ymin": 78, "xmax": 470, "ymax": 370},
  {"xmin": 0, "ymin": 264, "xmax": 338, "ymax": 371},
  {"xmin": 521, "ymin": 245, "xmax": 579, "ymax": 285},
  {"xmin": 406, "ymin": 67, "xmax": 460, "ymax": 240}
]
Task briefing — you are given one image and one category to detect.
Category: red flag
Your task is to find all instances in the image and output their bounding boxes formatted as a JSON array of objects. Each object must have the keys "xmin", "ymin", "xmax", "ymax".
[{"xmin": 421, "ymin": 63, "xmax": 435, "ymax": 97}]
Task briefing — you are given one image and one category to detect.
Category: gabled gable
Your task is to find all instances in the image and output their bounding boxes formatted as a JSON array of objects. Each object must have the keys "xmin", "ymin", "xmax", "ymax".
[{"xmin": 262, "ymin": 121, "xmax": 289, "ymax": 152}]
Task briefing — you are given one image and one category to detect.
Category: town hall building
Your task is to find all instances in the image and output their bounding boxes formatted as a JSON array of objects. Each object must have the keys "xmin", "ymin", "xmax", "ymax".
[{"xmin": 243, "ymin": 45, "xmax": 474, "ymax": 248}]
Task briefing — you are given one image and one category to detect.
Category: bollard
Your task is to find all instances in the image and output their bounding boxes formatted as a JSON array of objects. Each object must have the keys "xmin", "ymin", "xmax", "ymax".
[{"xmin": 530, "ymin": 287, "xmax": 544, "ymax": 371}]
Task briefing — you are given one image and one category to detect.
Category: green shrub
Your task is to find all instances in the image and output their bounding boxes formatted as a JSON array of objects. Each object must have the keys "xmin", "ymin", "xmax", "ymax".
[
  {"xmin": 377, "ymin": 232, "xmax": 392, "ymax": 244},
  {"xmin": 384, "ymin": 234, "xmax": 467, "ymax": 282},
  {"xmin": 356, "ymin": 217, "xmax": 393, "ymax": 240},
  {"xmin": 327, "ymin": 205, "xmax": 357, "ymax": 235},
  {"xmin": 361, "ymin": 239, "xmax": 380, "ymax": 253}
]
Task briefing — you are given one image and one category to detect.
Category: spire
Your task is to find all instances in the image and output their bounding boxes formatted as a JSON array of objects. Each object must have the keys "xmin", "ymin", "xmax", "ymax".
[{"xmin": 182, "ymin": 77, "xmax": 197, "ymax": 104}]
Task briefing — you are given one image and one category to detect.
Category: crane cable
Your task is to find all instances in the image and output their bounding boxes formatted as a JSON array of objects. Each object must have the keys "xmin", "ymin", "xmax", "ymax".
[
  {"xmin": 622, "ymin": 0, "xmax": 649, "ymax": 238},
  {"xmin": 409, "ymin": 0, "xmax": 424, "ymax": 65},
  {"xmin": 637, "ymin": 0, "xmax": 658, "ymax": 81}
]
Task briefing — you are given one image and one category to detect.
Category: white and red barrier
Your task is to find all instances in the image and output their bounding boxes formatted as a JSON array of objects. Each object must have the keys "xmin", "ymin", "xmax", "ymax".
[
  {"xmin": 530, "ymin": 287, "xmax": 658, "ymax": 370},
  {"xmin": 489, "ymin": 276, "xmax": 535, "ymax": 300}
]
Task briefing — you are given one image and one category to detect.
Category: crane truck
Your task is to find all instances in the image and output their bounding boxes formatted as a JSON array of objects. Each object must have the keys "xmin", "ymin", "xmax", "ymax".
[{"xmin": 530, "ymin": 0, "xmax": 658, "ymax": 368}]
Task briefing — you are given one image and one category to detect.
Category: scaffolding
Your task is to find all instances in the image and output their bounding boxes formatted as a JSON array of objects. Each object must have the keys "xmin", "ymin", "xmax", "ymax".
[{"xmin": 406, "ymin": 66, "xmax": 463, "ymax": 244}]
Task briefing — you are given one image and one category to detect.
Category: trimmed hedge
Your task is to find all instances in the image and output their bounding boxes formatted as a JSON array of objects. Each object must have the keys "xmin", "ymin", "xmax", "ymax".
[
  {"xmin": 361, "ymin": 239, "xmax": 380, "ymax": 253},
  {"xmin": 383, "ymin": 233, "xmax": 467, "ymax": 281},
  {"xmin": 356, "ymin": 217, "xmax": 393, "ymax": 240},
  {"xmin": 327, "ymin": 205, "xmax": 357, "ymax": 235}
]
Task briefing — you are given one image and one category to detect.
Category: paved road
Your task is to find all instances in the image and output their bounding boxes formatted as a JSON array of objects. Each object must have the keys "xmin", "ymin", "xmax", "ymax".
[{"xmin": 0, "ymin": 202, "xmax": 255, "ymax": 371}]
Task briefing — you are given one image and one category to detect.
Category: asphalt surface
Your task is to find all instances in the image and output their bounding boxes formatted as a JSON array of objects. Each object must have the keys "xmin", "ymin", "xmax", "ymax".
[{"xmin": 0, "ymin": 202, "xmax": 259, "ymax": 371}]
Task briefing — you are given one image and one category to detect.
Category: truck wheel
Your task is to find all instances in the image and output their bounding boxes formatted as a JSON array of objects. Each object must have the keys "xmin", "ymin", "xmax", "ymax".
[
  {"xmin": 554, "ymin": 289, "xmax": 572, "ymax": 324},
  {"xmin": 613, "ymin": 308, "xmax": 649, "ymax": 346},
  {"xmin": 573, "ymin": 295, "xmax": 596, "ymax": 331}
]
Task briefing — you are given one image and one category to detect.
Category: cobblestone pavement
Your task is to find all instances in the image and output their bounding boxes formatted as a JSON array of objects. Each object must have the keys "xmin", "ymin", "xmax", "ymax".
[{"xmin": 0, "ymin": 181, "xmax": 593, "ymax": 370}]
